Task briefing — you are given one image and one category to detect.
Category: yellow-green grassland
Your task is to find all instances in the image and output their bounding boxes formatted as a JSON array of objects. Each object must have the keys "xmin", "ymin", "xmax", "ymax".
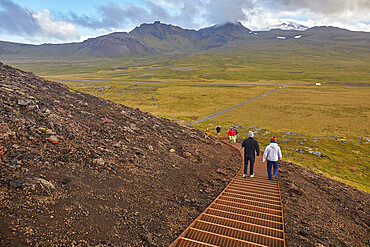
[
  {"xmin": 2, "ymin": 44, "xmax": 369, "ymax": 191},
  {"xmin": 47, "ymin": 80, "xmax": 370, "ymax": 191}
]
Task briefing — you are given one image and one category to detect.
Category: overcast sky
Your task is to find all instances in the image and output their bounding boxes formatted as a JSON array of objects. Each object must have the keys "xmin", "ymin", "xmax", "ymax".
[{"xmin": 0, "ymin": 0, "xmax": 369, "ymax": 44}]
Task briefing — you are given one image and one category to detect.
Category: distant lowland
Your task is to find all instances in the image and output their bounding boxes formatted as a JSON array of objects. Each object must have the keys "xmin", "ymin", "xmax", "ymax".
[{"xmin": 0, "ymin": 21, "xmax": 369, "ymax": 58}]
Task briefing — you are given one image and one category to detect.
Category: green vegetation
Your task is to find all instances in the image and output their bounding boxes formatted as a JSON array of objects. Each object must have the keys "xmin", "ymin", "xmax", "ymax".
[
  {"xmin": 196, "ymin": 86, "xmax": 369, "ymax": 191},
  {"xmin": 54, "ymin": 79, "xmax": 370, "ymax": 191},
  {"xmin": 1, "ymin": 40, "xmax": 369, "ymax": 191},
  {"xmin": 62, "ymin": 80, "xmax": 273, "ymax": 122}
]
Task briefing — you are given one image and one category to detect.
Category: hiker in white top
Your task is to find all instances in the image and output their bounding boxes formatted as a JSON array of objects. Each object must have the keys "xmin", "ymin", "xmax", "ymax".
[{"xmin": 263, "ymin": 136, "xmax": 282, "ymax": 180}]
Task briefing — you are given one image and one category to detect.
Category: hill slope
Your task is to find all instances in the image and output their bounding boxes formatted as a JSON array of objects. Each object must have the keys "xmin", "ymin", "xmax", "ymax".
[
  {"xmin": 279, "ymin": 161, "xmax": 369, "ymax": 246},
  {"xmin": 0, "ymin": 62, "xmax": 241, "ymax": 246}
]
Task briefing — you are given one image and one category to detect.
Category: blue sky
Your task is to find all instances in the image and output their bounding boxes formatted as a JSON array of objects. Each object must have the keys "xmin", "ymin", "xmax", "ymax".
[{"xmin": 0, "ymin": 0, "xmax": 369, "ymax": 44}]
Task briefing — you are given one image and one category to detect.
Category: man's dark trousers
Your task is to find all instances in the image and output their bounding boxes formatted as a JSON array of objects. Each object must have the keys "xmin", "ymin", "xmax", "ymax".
[{"xmin": 244, "ymin": 157, "xmax": 255, "ymax": 175}]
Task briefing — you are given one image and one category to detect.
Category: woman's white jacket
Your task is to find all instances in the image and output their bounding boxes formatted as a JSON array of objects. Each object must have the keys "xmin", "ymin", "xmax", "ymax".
[{"xmin": 263, "ymin": 143, "xmax": 282, "ymax": 162}]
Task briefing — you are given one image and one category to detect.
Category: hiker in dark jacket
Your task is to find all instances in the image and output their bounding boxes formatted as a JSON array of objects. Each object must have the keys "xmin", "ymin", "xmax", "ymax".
[
  {"xmin": 240, "ymin": 131, "xmax": 260, "ymax": 178},
  {"xmin": 216, "ymin": 126, "xmax": 221, "ymax": 137}
]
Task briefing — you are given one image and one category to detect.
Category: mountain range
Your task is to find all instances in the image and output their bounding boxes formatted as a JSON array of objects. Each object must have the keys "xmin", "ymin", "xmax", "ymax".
[{"xmin": 0, "ymin": 21, "xmax": 369, "ymax": 58}]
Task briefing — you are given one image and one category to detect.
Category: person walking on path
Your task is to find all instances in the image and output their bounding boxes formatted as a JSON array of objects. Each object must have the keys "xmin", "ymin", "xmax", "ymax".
[
  {"xmin": 263, "ymin": 136, "xmax": 282, "ymax": 180},
  {"xmin": 228, "ymin": 128, "xmax": 235, "ymax": 143},
  {"xmin": 206, "ymin": 128, "xmax": 209, "ymax": 135},
  {"xmin": 216, "ymin": 126, "xmax": 221, "ymax": 137},
  {"xmin": 240, "ymin": 131, "xmax": 260, "ymax": 178},
  {"xmin": 233, "ymin": 127, "xmax": 238, "ymax": 143}
]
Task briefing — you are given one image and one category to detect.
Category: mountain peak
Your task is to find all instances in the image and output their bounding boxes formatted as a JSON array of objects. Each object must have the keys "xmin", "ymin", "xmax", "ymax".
[
  {"xmin": 215, "ymin": 21, "xmax": 244, "ymax": 28},
  {"xmin": 270, "ymin": 21, "xmax": 309, "ymax": 31},
  {"xmin": 200, "ymin": 21, "xmax": 251, "ymax": 34}
]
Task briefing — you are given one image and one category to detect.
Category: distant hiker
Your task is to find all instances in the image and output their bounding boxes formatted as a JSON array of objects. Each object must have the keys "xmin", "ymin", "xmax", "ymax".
[
  {"xmin": 240, "ymin": 131, "xmax": 260, "ymax": 178},
  {"xmin": 216, "ymin": 126, "xmax": 221, "ymax": 137},
  {"xmin": 263, "ymin": 136, "xmax": 282, "ymax": 180},
  {"xmin": 206, "ymin": 128, "xmax": 209, "ymax": 135},
  {"xmin": 233, "ymin": 127, "xmax": 238, "ymax": 143},
  {"xmin": 228, "ymin": 128, "xmax": 235, "ymax": 143}
]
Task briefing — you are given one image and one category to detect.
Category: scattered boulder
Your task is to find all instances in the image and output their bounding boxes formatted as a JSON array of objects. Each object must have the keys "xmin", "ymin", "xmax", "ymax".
[
  {"xmin": 289, "ymin": 183, "xmax": 303, "ymax": 195},
  {"xmin": 93, "ymin": 158, "xmax": 105, "ymax": 166},
  {"xmin": 183, "ymin": 151, "xmax": 192, "ymax": 158},
  {"xmin": 0, "ymin": 123, "xmax": 15, "ymax": 140},
  {"xmin": 0, "ymin": 146, "xmax": 7, "ymax": 161},
  {"xmin": 140, "ymin": 233, "xmax": 154, "ymax": 246},
  {"xmin": 101, "ymin": 118, "xmax": 115, "ymax": 124},
  {"xmin": 47, "ymin": 135, "xmax": 59, "ymax": 144},
  {"xmin": 216, "ymin": 168, "xmax": 227, "ymax": 175},
  {"xmin": 17, "ymin": 98, "xmax": 31, "ymax": 106},
  {"xmin": 298, "ymin": 229, "xmax": 309, "ymax": 237}
]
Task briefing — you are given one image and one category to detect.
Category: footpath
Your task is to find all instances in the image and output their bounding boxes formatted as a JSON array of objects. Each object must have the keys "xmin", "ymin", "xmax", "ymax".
[{"xmin": 170, "ymin": 140, "xmax": 285, "ymax": 246}]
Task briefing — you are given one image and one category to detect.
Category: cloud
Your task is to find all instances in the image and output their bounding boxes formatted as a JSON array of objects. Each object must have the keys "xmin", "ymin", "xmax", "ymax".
[
  {"xmin": 68, "ymin": 0, "xmax": 199, "ymax": 31},
  {"xmin": 66, "ymin": 0, "xmax": 257, "ymax": 31},
  {"xmin": 0, "ymin": 0, "xmax": 41, "ymax": 37},
  {"xmin": 37, "ymin": 0, "xmax": 370, "ymax": 36},
  {"xmin": 267, "ymin": 0, "xmax": 370, "ymax": 22},
  {"xmin": 33, "ymin": 9, "xmax": 79, "ymax": 42},
  {"xmin": 205, "ymin": 0, "xmax": 254, "ymax": 25},
  {"xmin": 0, "ymin": 0, "xmax": 79, "ymax": 43},
  {"xmin": 1, "ymin": 0, "xmax": 369, "ymax": 44},
  {"xmin": 241, "ymin": 1, "xmax": 370, "ymax": 32}
]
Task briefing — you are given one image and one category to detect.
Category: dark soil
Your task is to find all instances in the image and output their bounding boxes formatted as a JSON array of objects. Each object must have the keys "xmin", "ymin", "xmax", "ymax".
[
  {"xmin": 279, "ymin": 161, "xmax": 369, "ymax": 246},
  {"xmin": 0, "ymin": 62, "xmax": 369, "ymax": 246}
]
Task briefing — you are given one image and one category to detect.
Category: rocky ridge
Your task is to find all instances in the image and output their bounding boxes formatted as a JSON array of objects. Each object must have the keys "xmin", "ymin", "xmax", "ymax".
[{"xmin": 0, "ymin": 62, "xmax": 241, "ymax": 246}]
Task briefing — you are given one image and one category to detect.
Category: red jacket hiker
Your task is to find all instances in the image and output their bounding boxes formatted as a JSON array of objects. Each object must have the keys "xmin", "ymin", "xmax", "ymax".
[
  {"xmin": 228, "ymin": 128, "xmax": 235, "ymax": 143},
  {"xmin": 228, "ymin": 128, "xmax": 235, "ymax": 136}
]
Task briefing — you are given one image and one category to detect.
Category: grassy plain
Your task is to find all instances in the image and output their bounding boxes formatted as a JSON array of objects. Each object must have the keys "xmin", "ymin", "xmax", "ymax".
[
  {"xmin": 197, "ymin": 86, "xmax": 369, "ymax": 191},
  {"xmin": 62, "ymin": 80, "xmax": 273, "ymax": 122},
  {"xmin": 56, "ymin": 79, "xmax": 370, "ymax": 191},
  {"xmin": 1, "ymin": 42, "xmax": 369, "ymax": 191}
]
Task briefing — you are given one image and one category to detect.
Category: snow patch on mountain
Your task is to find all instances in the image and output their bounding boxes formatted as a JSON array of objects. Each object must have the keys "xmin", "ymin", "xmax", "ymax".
[{"xmin": 270, "ymin": 22, "xmax": 309, "ymax": 31}]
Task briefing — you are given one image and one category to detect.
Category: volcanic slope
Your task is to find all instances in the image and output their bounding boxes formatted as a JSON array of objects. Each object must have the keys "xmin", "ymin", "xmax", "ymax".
[{"xmin": 0, "ymin": 62, "xmax": 241, "ymax": 246}]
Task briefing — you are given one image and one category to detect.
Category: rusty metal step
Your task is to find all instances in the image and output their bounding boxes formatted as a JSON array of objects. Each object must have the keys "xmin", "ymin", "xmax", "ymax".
[
  {"xmin": 215, "ymin": 198, "xmax": 282, "ymax": 216},
  {"xmin": 176, "ymin": 238, "xmax": 218, "ymax": 247},
  {"xmin": 205, "ymin": 208, "xmax": 283, "ymax": 230},
  {"xmin": 199, "ymin": 213, "xmax": 284, "ymax": 239},
  {"xmin": 184, "ymin": 228, "xmax": 264, "ymax": 247},
  {"xmin": 226, "ymin": 188, "xmax": 281, "ymax": 201},
  {"xmin": 221, "ymin": 191, "xmax": 282, "ymax": 205},
  {"xmin": 210, "ymin": 203, "xmax": 282, "ymax": 223},
  {"xmin": 230, "ymin": 181, "xmax": 280, "ymax": 192},
  {"xmin": 217, "ymin": 195, "xmax": 282, "ymax": 211},
  {"xmin": 232, "ymin": 177, "xmax": 278, "ymax": 186},
  {"xmin": 193, "ymin": 220, "xmax": 285, "ymax": 246},
  {"xmin": 228, "ymin": 183, "xmax": 280, "ymax": 195}
]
